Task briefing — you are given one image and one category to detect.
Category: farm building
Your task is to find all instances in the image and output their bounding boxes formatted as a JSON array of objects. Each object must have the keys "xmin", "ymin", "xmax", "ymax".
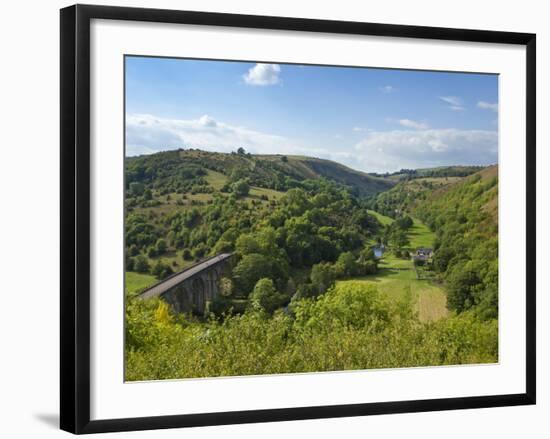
[
  {"xmin": 415, "ymin": 247, "xmax": 433, "ymax": 258},
  {"xmin": 413, "ymin": 248, "xmax": 433, "ymax": 264}
]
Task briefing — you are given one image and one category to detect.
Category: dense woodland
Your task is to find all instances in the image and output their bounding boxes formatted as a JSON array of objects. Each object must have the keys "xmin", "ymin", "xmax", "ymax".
[{"xmin": 124, "ymin": 148, "xmax": 499, "ymax": 380}]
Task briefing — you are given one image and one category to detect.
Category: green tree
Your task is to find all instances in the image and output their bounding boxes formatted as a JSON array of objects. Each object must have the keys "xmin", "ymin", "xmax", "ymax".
[
  {"xmin": 143, "ymin": 188, "xmax": 153, "ymax": 201},
  {"xmin": 433, "ymin": 246, "xmax": 454, "ymax": 273},
  {"xmin": 232, "ymin": 253, "xmax": 273, "ymax": 295},
  {"xmin": 126, "ymin": 256, "xmax": 135, "ymax": 271},
  {"xmin": 395, "ymin": 215, "xmax": 413, "ymax": 229},
  {"xmin": 446, "ymin": 261, "xmax": 481, "ymax": 313},
  {"xmin": 235, "ymin": 233, "xmax": 262, "ymax": 255},
  {"xmin": 181, "ymin": 248, "xmax": 192, "ymax": 260},
  {"xmin": 129, "ymin": 181, "xmax": 145, "ymax": 197},
  {"xmin": 152, "ymin": 260, "xmax": 173, "ymax": 280},
  {"xmin": 359, "ymin": 247, "xmax": 376, "ymax": 263},
  {"xmin": 391, "ymin": 228, "xmax": 410, "ymax": 249},
  {"xmin": 280, "ymin": 188, "xmax": 311, "ymax": 216},
  {"xmin": 155, "ymin": 238, "xmax": 167, "ymax": 255},
  {"xmin": 335, "ymin": 252, "xmax": 361, "ymax": 277},
  {"xmin": 128, "ymin": 244, "xmax": 140, "ymax": 256},
  {"xmin": 310, "ymin": 262, "xmax": 337, "ymax": 295},
  {"xmin": 134, "ymin": 255, "xmax": 150, "ymax": 273},
  {"xmin": 250, "ymin": 278, "xmax": 286, "ymax": 314},
  {"xmin": 352, "ymin": 210, "xmax": 378, "ymax": 230},
  {"xmin": 231, "ymin": 179, "xmax": 250, "ymax": 197}
]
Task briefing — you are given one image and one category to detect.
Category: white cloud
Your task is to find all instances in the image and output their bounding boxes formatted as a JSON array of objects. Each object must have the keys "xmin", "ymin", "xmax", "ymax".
[
  {"xmin": 126, "ymin": 113, "xmax": 288, "ymax": 156},
  {"xmin": 477, "ymin": 101, "xmax": 499, "ymax": 112},
  {"xmin": 398, "ymin": 119, "xmax": 429, "ymax": 130},
  {"xmin": 354, "ymin": 128, "xmax": 498, "ymax": 173},
  {"xmin": 439, "ymin": 96, "xmax": 461, "ymax": 106},
  {"xmin": 379, "ymin": 85, "xmax": 396, "ymax": 93},
  {"xmin": 197, "ymin": 114, "xmax": 217, "ymax": 127},
  {"xmin": 439, "ymin": 96, "xmax": 465, "ymax": 111},
  {"xmin": 243, "ymin": 63, "xmax": 281, "ymax": 86},
  {"xmin": 126, "ymin": 114, "xmax": 349, "ymax": 165},
  {"xmin": 352, "ymin": 126, "xmax": 366, "ymax": 132},
  {"xmin": 126, "ymin": 114, "xmax": 498, "ymax": 174}
]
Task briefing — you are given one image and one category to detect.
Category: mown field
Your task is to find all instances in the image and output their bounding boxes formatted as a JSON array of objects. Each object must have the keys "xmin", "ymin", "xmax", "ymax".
[
  {"xmin": 367, "ymin": 209, "xmax": 394, "ymax": 226},
  {"xmin": 126, "ymin": 272, "xmax": 156, "ymax": 295},
  {"xmin": 343, "ymin": 211, "xmax": 448, "ymax": 322},
  {"xmin": 337, "ymin": 273, "xmax": 447, "ymax": 322},
  {"xmin": 407, "ymin": 218, "xmax": 435, "ymax": 249}
]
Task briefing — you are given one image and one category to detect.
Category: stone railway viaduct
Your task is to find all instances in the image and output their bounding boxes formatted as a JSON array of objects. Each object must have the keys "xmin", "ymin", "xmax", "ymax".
[{"xmin": 139, "ymin": 253, "xmax": 234, "ymax": 315}]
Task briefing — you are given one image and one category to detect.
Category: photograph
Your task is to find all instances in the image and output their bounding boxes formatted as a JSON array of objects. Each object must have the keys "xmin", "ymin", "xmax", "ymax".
[{"xmin": 123, "ymin": 56, "xmax": 499, "ymax": 382}]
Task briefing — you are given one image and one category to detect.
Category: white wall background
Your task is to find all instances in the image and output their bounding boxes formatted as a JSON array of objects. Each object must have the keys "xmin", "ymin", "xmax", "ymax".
[{"xmin": 0, "ymin": 0, "xmax": 546, "ymax": 437}]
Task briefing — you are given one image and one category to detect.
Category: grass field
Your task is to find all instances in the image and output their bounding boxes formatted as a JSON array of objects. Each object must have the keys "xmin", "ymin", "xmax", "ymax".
[
  {"xmin": 408, "ymin": 217, "xmax": 435, "ymax": 249},
  {"xmin": 379, "ymin": 253, "xmax": 412, "ymax": 269},
  {"xmin": 338, "ymin": 265, "xmax": 448, "ymax": 322},
  {"xmin": 205, "ymin": 169, "xmax": 228, "ymax": 190},
  {"xmin": 148, "ymin": 252, "xmax": 198, "ymax": 273},
  {"xmin": 125, "ymin": 272, "xmax": 157, "ymax": 295},
  {"xmin": 368, "ymin": 209, "xmax": 394, "ymax": 226},
  {"xmin": 249, "ymin": 186, "xmax": 285, "ymax": 201},
  {"xmin": 366, "ymin": 208, "xmax": 434, "ymax": 250},
  {"xmin": 341, "ymin": 214, "xmax": 447, "ymax": 322}
]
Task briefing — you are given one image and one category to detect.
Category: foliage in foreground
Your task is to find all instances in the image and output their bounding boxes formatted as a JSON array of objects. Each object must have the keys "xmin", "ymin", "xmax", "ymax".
[{"xmin": 125, "ymin": 282, "xmax": 497, "ymax": 381}]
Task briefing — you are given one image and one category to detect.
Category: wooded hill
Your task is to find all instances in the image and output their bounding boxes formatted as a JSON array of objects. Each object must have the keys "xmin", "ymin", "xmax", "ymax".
[{"xmin": 125, "ymin": 148, "xmax": 395, "ymax": 198}]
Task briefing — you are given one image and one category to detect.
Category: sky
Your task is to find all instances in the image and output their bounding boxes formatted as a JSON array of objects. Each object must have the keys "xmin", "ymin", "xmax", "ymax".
[{"xmin": 125, "ymin": 56, "xmax": 498, "ymax": 173}]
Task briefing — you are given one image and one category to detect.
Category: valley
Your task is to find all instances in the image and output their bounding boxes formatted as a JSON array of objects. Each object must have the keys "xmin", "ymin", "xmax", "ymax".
[{"xmin": 124, "ymin": 148, "xmax": 499, "ymax": 380}]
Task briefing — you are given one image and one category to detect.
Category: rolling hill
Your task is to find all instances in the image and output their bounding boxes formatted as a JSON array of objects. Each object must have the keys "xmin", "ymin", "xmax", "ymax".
[
  {"xmin": 370, "ymin": 165, "xmax": 486, "ymax": 181},
  {"xmin": 125, "ymin": 149, "xmax": 395, "ymax": 198}
]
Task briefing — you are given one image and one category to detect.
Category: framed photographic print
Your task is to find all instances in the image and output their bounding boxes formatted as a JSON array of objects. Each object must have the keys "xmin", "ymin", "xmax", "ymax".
[{"xmin": 60, "ymin": 4, "xmax": 536, "ymax": 434}]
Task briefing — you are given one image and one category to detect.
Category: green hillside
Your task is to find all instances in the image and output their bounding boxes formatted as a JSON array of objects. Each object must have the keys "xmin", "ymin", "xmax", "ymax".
[
  {"xmin": 372, "ymin": 165, "xmax": 485, "ymax": 181},
  {"xmin": 126, "ymin": 149, "xmax": 395, "ymax": 199},
  {"xmin": 366, "ymin": 175, "xmax": 463, "ymax": 218},
  {"xmin": 261, "ymin": 154, "xmax": 395, "ymax": 196},
  {"xmin": 415, "ymin": 165, "xmax": 498, "ymax": 319}
]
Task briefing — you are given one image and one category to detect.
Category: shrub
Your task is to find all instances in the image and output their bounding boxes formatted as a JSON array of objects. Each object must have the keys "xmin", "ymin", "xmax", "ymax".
[
  {"xmin": 125, "ymin": 281, "xmax": 498, "ymax": 381},
  {"xmin": 182, "ymin": 248, "xmax": 192, "ymax": 260},
  {"xmin": 151, "ymin": 260, "xmax": 173, "ymax": 280},
  {"xmin": 231, "ymin": 179, "xmax": 250, "ymax": 197},
  {"xmin": 250, "ymin": 278, "xmax": 286, "ymax": 314},
  {"xmin": 335, "ymin": 252, "xmax": 361, "ymax": 277},
  {"xmin": 134, "ymin": 255, "xmax": 150, "ymax": 273},
  {"xmin": 155, "ymin": 239, "xmax": 168, "ymax": 255},
  {"xmin": 310, "ymin": 262, "xmax": 337, "ymax": 295}
]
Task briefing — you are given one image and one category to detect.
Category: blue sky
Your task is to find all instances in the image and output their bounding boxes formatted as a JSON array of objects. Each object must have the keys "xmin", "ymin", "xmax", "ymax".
[{"xmin": 125, "ymin": 56, "xmax": 498, "ymax": 173}]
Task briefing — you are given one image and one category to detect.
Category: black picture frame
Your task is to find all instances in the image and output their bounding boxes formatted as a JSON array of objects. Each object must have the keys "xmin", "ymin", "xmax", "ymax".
[{"xmin": 60, "ymin": 4, "xmax": 536, "ymax": 434}]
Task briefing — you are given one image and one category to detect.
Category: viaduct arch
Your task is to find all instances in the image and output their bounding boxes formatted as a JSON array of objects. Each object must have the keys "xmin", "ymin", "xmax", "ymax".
[{"xmin": 139, "ymin": 253, "xmax": 233, "ymax": 315}]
